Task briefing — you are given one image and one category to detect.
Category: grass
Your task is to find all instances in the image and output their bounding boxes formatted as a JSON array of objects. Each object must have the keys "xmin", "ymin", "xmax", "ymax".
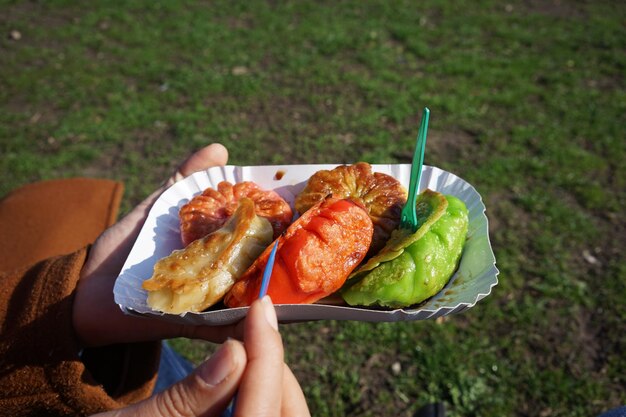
[{"xmin": 1, "ymin": 0, "xmax": 625, "ymax": 415}]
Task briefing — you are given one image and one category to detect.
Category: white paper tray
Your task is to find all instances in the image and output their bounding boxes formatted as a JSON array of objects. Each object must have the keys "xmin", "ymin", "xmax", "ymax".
[{"xmin": 113, "ymin": 164, "xmax": 498, "ymax": 325}]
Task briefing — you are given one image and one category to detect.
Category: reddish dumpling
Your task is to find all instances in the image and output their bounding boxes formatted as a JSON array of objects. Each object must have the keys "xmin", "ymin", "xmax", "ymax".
[
  {"xmin": 224, "ymin": 197, "xmax": 373, "ymax": 307},
  {"xmin": 294, "ymin": 162, "xmax": 407, "ymax": 256},
  {"xmin": 179, "ymin": 181, "xmax": 293, "ymax": 246}
]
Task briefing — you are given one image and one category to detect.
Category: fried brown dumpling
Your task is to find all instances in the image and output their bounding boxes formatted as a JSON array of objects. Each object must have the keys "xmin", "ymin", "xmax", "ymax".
[
  {"xmin": 294, "ymin": 162, "xmax": 407, "ymax": 256},
  {"xmin": 142, "ymin": 198, "xmax": 273, "ymax": 314}
]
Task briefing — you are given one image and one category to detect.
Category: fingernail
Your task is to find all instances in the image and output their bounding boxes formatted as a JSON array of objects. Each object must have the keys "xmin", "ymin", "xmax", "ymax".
[
  {"xmin": 261, "ymin": 295, "xmax": 279, "ymax": 331},
  {"xmin": 197, "ymin": 341, "xmax": 235, "ymax": 386}
]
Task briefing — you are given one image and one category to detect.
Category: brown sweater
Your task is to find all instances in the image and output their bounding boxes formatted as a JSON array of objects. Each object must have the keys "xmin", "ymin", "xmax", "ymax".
[{"xmin": 0, "ymin": 179, "xmax": 160, "ymax": 416}]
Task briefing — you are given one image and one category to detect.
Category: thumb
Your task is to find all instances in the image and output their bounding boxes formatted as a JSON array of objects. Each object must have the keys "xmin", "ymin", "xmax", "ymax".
[
  {"xmin": 81, "ymin": 143, "xmax": 229, "ymax": 277},
  {"xmin": 101, "ymin": 339, "xmax": 246, "ymax": 417}
]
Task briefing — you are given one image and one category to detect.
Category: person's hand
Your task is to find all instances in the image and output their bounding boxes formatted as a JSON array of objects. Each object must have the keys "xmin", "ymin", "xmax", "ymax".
[
  {"xmin": 95, "ymin": 296, "xmax": 311, "ymax": 417},
  {"xmin": 73, "ymin": 143, "xmax": 242, "ymax": 347}
]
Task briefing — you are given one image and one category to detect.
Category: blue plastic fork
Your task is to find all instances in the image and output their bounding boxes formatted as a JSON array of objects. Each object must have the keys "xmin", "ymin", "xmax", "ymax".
[
  {"xmin": 258, "ymin": 240, "xmax": 279, "ymax": 298},
  {"xmin": 224, "ymin": 240, "xmax": 279, "ymax": 417}
]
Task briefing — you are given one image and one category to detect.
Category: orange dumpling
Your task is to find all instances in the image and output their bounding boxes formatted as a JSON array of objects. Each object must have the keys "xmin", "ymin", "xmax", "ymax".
[
  {"xmin": 294, "ymin": 162, "xmax": 407, "ymax": 256},
  {"xmin": 225, "ymin": 197, "xmax": 373, "ymax": 307},
  {"xmin": 179, "ymin": 181, "xmax": 293, "ymax": 246}
]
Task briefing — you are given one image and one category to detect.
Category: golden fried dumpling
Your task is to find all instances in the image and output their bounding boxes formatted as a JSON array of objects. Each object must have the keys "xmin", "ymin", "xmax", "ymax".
[
  {"xmin": 142, "ymin": 198, "xmax": 273, "ymax": 314},
  {"xmin": 294, "ymin": 162, "xmax": 407, "ymax": 256}
]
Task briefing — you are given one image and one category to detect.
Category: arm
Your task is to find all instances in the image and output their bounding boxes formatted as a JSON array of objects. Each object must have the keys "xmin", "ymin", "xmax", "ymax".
[
  {"xmin": 0, "ymin": 143, "xmax": 243, "ymax": 415},
  {"xmin": 0, "ymin": 249, "xmax": 141, "ymax": 415}
]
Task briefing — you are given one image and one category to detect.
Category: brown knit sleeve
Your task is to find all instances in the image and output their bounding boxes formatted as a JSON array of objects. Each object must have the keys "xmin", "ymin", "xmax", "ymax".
[{"xmin": 0, "ymin": 249, "xmax": 160, "ymax": 416}]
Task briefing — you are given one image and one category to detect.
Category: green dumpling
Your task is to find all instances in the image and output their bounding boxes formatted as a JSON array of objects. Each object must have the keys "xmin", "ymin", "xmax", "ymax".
[{"xmin": 341, "ymin": 189, "xmax": 468, "ymax": 308}]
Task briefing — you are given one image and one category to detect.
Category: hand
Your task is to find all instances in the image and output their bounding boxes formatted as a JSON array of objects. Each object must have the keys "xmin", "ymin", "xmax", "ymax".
[
  {"xmin": 95, "ymin": 297, "xmax": 310, "ymax": 417},
  {"xmin": 73, "ymin": 143, "xmax": 242, "ymax": 347}
]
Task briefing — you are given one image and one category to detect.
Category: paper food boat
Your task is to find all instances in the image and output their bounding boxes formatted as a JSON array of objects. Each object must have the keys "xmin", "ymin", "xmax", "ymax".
[{"xmin": 114, "ymin": 164, "xmax": 498, "ymax": 325}]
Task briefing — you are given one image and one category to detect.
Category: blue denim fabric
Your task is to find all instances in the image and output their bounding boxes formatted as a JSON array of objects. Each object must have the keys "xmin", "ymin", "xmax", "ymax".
[
  {"xmin": 598, "ymin": 406, "xmax": 626, "ymax": 417},
  {"xmin": 153, "ymin": 341, "xmax": 194, "ymax": 394}
]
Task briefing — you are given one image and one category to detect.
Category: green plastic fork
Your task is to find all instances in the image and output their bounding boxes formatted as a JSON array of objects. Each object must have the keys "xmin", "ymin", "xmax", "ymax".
[{"xmin": 399, "ymin": 107, "xmax": 430, "ymax": 233}]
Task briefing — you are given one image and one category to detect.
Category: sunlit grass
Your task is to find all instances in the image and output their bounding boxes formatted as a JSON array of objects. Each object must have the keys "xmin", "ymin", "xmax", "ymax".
[{"xmin": 1, "ymin": 1, "xmax": 624, "ymax": 415}]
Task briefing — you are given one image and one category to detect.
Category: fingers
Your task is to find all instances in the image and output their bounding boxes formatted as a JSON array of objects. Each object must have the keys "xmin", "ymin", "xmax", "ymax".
[
  {"xmin": 76, "ymin": 312, "xmax": 247, "ymax": 347},
  {"xmin": 233, "ymin": 296, "xmax": 284, "ymax": 416},
  {"xmin": 175, "ymin": 320, "xmax": 246, "ymax": 344},
  {"xmin": 126, "ymin": 142, "xmax": 229, "ymax": 232},
  {"xmin": 99, "ymin": 339, "xmax": 246, "ymax": 417},
  {"xmin": 151, "ymin": 339, "xmax": 244, "ymax": 417},
  {"xmin": 167, "ymin": 143, "xmax": 229, "ymax": 186},
  {"xmin": 233, "ymin": 297, "xmax": 310, "ymax": 416},
  {"xmin": 281, "ymin": 364, "xmax": 311, "ymax": 417},
  {"xmin": 81, "ymin": 143, "xmax": 229, "ymax": 277},
  {"xmin": 92, "ymin": 299, "xmax": 310, "ymax": 417}
]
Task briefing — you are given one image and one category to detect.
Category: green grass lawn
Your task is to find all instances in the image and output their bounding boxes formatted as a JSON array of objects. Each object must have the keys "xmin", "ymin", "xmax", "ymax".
[{"xmin": 1, "ymin": 1, "xmax": 624, "ymax": 415}]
